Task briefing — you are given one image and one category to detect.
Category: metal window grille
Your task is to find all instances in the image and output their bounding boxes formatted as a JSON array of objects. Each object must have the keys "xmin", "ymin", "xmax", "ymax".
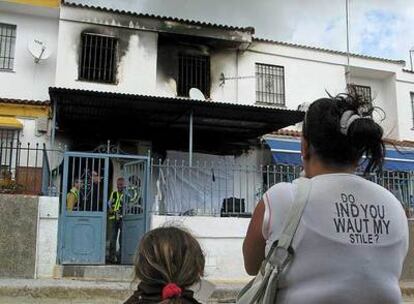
[
  {"xmin": 411, "ymin": 92, "xmax": 414, "ymax": 128},
  {"xmin": 256, "ymin": 63, "xmax": 285, "ymax": 106},
  {"xmin": 0, "ymin": 129, "xmax": 20, "ymax": 182},
  {"xmin": 177, "ymin": 54, "xmax": 210, "ymax": 98},
  {"xmin": 350, "ymin": 84, "xmax": 372, "ymax": 103},
  {"xmin": 79, "ymin": 33, "xmax": 118, "ymax": 83},
  {"xmin": 0, "ymin": 23, "xmax": 16, "ymax": 70}
]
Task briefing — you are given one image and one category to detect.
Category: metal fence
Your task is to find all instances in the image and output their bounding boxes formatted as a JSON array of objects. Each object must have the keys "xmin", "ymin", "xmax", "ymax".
[
  {"xmin": 0, "ymin": 142, "xmax": 63, "ymax": 195},
  {"xmin": 1, "ymin": 143, "xmax": 413, "ymax": 218},
  {"xmin": 150, "ymin": 159, "xmax": 302, "ymax": 216},
  {"xmin": 149, "ymin": 159, "xmax": 414, "ymax": 217}
]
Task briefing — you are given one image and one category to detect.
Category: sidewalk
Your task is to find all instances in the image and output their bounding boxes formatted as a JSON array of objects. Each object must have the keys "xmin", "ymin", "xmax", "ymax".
[
  {"xmin": 0, "ymin": 278, "xmax": 246, "ymax": 302},
  {"xmin": 0, "ymin": 279, "xmax": 413, "ymax": 303}
]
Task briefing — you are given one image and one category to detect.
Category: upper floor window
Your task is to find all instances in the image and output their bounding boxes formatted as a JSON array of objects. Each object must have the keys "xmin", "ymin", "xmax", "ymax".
[
  {"xmin": 79, "ymin": 33, "xmax": 118, "ymax": 84},
  {"xmin": 177, "ymin": 54, "xmax": 210, "ymax": 98},
  {"xmin": 0, "ymin": 23, "xmax": 17, "ymax": 71},
  {"xmin": 256, "ymin": 63, "xmax": 285, "ymax": 106},
  {"xmin": 349, "ymin": 84, "xmax": 372, "ymax": 104}
]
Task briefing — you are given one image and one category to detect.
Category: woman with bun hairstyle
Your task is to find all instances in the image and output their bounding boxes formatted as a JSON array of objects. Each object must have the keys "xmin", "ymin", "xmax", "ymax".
[
  {"xmin": 243, "ymin": 93, "xmax": 409, "ymax": 303},
  {"xmin": 125, "ymin": 227, "xmax": 205, "ymax": 304}
]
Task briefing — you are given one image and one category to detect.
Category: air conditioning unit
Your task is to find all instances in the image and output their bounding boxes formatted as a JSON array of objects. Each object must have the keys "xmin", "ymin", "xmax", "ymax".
[{"xmin": 35, "ymin": 117, "xmax": 48, "ymax": 134}]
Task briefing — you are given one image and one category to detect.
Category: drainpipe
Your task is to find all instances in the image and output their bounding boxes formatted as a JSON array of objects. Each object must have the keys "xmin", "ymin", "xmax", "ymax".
[
  {"xmin": 236, "ymin": 49, "xmax": 239, "ymax": 103},
  {"xmin": 189, "ymin": 110, "xmax": 193, "ymax": 167},
  {"xmin": 50, "ymin": 98, "xmax": 57, "ymax": 150}
]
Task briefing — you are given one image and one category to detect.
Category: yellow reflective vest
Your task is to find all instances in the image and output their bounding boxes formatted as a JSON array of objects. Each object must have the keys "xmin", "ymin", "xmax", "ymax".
[{"xmin": 109, "ymin": 190, "xmax": 123, "ymax": 220}]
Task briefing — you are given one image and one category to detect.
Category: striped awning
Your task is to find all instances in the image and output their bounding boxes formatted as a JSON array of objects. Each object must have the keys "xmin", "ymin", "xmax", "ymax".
[{"xmin": 264, "ymin": 137, "xmax": 414, "ymax": 171}]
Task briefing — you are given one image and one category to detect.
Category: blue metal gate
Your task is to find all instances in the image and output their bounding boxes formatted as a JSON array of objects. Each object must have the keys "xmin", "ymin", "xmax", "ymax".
[
  {"xmin": 58, "ymin": 152, "xmax": 149, "ymax": 265},
  {"xmin": 121, "ymin": 160, "xmax": 149, "ymax": 264}
]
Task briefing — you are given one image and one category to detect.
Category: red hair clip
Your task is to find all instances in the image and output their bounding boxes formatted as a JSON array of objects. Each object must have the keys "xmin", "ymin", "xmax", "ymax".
[{"xmin": 162, "ymin": 283, "xmax": 182, "ymax": 300}]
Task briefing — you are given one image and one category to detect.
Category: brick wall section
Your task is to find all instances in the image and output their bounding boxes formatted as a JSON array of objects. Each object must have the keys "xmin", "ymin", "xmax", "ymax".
[{"xmin": 0, "ymin": 194, "xmax": 38, "ymax": 278}]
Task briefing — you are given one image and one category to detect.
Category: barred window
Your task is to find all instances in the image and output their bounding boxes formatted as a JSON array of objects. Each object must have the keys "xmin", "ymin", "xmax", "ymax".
[
  {"xmin": 0, "ymin": 128, "xmax": 20, "ymax": 179},
  {"xmin": 178, "ymin": 54, "xmax": 210, "ymax": 98},
  {"xmin": 79, "ymin": 33, "xmax": 118, "ymax": 83},
  {"xmin": 350, "ymin": 84, "xmax": 372, "ymax": 103},
  {"xmin": 411, "ymin": 92, "xmax": 414, "ymax": 128},
  {"xmin": 256, "ymin": 63, "xmax": 285, "ymax": 106},
  {"xmin": 0, "ymin": 23, "xmax": 17, "ymax": 71}
]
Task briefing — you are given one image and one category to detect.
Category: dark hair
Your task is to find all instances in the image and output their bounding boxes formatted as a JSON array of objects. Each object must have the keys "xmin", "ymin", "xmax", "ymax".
[
  {"xmin": 302, "ymin": 93, "xmax": 385, "ymax": 173},
  {"xmin": 134, "ymin": 227, "xmax": 205, "ymax": 303}
]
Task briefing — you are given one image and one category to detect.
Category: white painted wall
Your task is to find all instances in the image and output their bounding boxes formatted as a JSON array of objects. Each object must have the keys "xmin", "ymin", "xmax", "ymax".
[
  {"xmin": 395, "ymin": 79, "xmax": 414, "ymax": 141},
  {"xmin": 0, "ymin": 7, "xmax": 58, "ymax": 101},
  {"xmin": 349, "ymin": 76, "xmax": 399, "ymax": 139},
  {"xmin": 151, "ymin": 215, "xmax": 251, "ymax": 281},
  {"xmin": 17, "ymin": 117, "xmax": 49, "ymax": 145},
  {"xmin": 55, "ymin": 20, "xmax": 158, "ymax": 95},
  {"xmin": 35, "ymin": 196, "xmax": 59, "ymax": 278}
]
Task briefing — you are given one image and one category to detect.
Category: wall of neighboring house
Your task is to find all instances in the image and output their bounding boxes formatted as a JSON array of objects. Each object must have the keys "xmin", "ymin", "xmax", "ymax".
[
  {"xmin": 0, "ymin": 4, "xmax": 58, "ymax": 100},
  {"xmin": 0, "ymin": 3, "xmax": 56, "ymax": 156}
]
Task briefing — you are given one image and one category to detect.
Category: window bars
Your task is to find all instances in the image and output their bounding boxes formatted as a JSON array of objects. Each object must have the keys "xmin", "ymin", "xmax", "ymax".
[
  {"xmin": 0, "ymin": 23, "xmax": 16, "ymax": 71},
  {"xmin": 79, "ymin": 33, "xmax": 118, "ymax": 83},
  {"xmin": 0, "ymin": 129, "xmax": 20, "ymax": 176},
  {"xmin": 350, "ymin": 84, "xmax": 372, "ymax": 104},
  {"xmin": 256, "ymin": 63, "xmax": 285, "ymax": 106},
  {"xmin": 178, "ymin": 54, "xmax": 210, "ymax": 98}
]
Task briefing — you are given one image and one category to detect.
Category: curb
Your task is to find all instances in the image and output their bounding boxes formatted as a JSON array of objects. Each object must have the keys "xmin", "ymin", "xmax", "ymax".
[{"xmin": 1, "ymin": 280, "xmax": 413, "ymax": 301}]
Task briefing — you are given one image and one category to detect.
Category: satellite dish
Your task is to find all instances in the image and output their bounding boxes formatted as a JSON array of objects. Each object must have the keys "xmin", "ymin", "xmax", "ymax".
[
  {"xmin": 28, "ymin": 39, "xmax": 52, "ymax": 63},
  {"xmin": 189, "ymin": 88, "xmax": 205, "ymax": 100}
]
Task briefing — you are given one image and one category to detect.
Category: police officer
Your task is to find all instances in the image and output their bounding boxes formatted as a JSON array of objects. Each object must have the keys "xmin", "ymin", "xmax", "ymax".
[
  {"xmin": 66, "ymin": 178, "xmax": 82, "ymax": 211},
  {"xmin": 107, "ymin": 177, "xmax": 125, "ymax": 264}
]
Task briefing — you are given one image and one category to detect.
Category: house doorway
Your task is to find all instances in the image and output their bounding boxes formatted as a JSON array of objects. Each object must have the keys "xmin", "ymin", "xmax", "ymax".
[{"xmin": 57, "ymin": 151, "xmax": 149, "ymax": 265}]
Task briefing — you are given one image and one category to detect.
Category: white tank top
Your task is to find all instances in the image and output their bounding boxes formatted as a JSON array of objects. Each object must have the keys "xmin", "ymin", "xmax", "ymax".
[{"xmin": 262, "ymin": 173, "xmax": 409, "ymax": 304}]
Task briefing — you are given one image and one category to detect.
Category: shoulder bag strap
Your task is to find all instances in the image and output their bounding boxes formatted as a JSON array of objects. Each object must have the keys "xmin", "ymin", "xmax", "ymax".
[{"xmin": 265, "ymin": 177, "xmax": 312, "ymax": 270}]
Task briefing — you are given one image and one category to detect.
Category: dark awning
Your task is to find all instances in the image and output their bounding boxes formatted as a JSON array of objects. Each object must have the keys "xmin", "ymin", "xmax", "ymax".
[{"xmin": 49, "ymin": 87, "xmax": 304, "ymax": 154}]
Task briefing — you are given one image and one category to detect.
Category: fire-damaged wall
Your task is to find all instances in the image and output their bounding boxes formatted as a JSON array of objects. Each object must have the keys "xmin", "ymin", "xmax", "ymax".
[
  {"xmin": 55, "ymin": 20, "xmax": 158, "ymax": 94},
  {"xmin": 156, "ymin": 35, "xmax": 211, "ymax": 98}
]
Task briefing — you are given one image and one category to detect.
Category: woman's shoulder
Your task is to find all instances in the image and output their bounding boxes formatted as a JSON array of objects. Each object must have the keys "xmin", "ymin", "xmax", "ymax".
[{"xmin": 263, "ymin": 181, "xmax": 296, "ymax": 208}]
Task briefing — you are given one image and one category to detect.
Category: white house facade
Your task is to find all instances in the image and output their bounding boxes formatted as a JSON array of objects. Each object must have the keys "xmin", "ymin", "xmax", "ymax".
[{"xmin": 2, "ymin": 0, "xmax": 414, "ymax": 281}]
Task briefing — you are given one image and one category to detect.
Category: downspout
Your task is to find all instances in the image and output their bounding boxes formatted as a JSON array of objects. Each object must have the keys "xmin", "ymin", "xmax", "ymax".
[{"xmin": 236, "ymin": 49, "xmax": 239, "ymax": 103}]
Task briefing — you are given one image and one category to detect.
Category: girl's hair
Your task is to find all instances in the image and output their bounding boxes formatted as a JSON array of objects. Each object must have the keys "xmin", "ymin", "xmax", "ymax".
[
  {"xmin": 134, "ymin": 227, "xmax": 205, "ymax": 301},
  {"xmin": 302, "ymin": 93, "xmax": 385, "ymax": 174}
]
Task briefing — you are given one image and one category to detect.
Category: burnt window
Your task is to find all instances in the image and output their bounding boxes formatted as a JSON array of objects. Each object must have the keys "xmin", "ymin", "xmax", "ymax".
[
  {"xmin": 256, "ymin": 63, "xmax": 285, "ymax": 106},
  {"xmin": 349, "ymin": 84, "xmax": 372, "ymax": 103},
  {"xmin": 79, "ymin": 33, "xmax": 118, "ymax": 83},
  {"xmin": 0, "ymin": 23, "xmax": 16, "ymax": 71},
  {"xmin": 178, "ymin": 54, "xmax": 210, "ymax": 98}
]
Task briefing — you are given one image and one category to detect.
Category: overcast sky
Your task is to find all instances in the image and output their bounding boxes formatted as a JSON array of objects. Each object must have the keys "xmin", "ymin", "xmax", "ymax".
[{"xmin": 73, "ymin": 0, "xmax": 414, "ymax": 65}]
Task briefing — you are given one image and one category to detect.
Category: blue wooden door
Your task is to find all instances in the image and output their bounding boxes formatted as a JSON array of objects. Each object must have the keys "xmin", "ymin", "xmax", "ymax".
[
  {"xmin": 59, "ymin": 152, "xmax": 109, "ymax": 264},
  {"xmin": 121, "ymin": 160, "xmax": 147, "ymax": 264}
]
